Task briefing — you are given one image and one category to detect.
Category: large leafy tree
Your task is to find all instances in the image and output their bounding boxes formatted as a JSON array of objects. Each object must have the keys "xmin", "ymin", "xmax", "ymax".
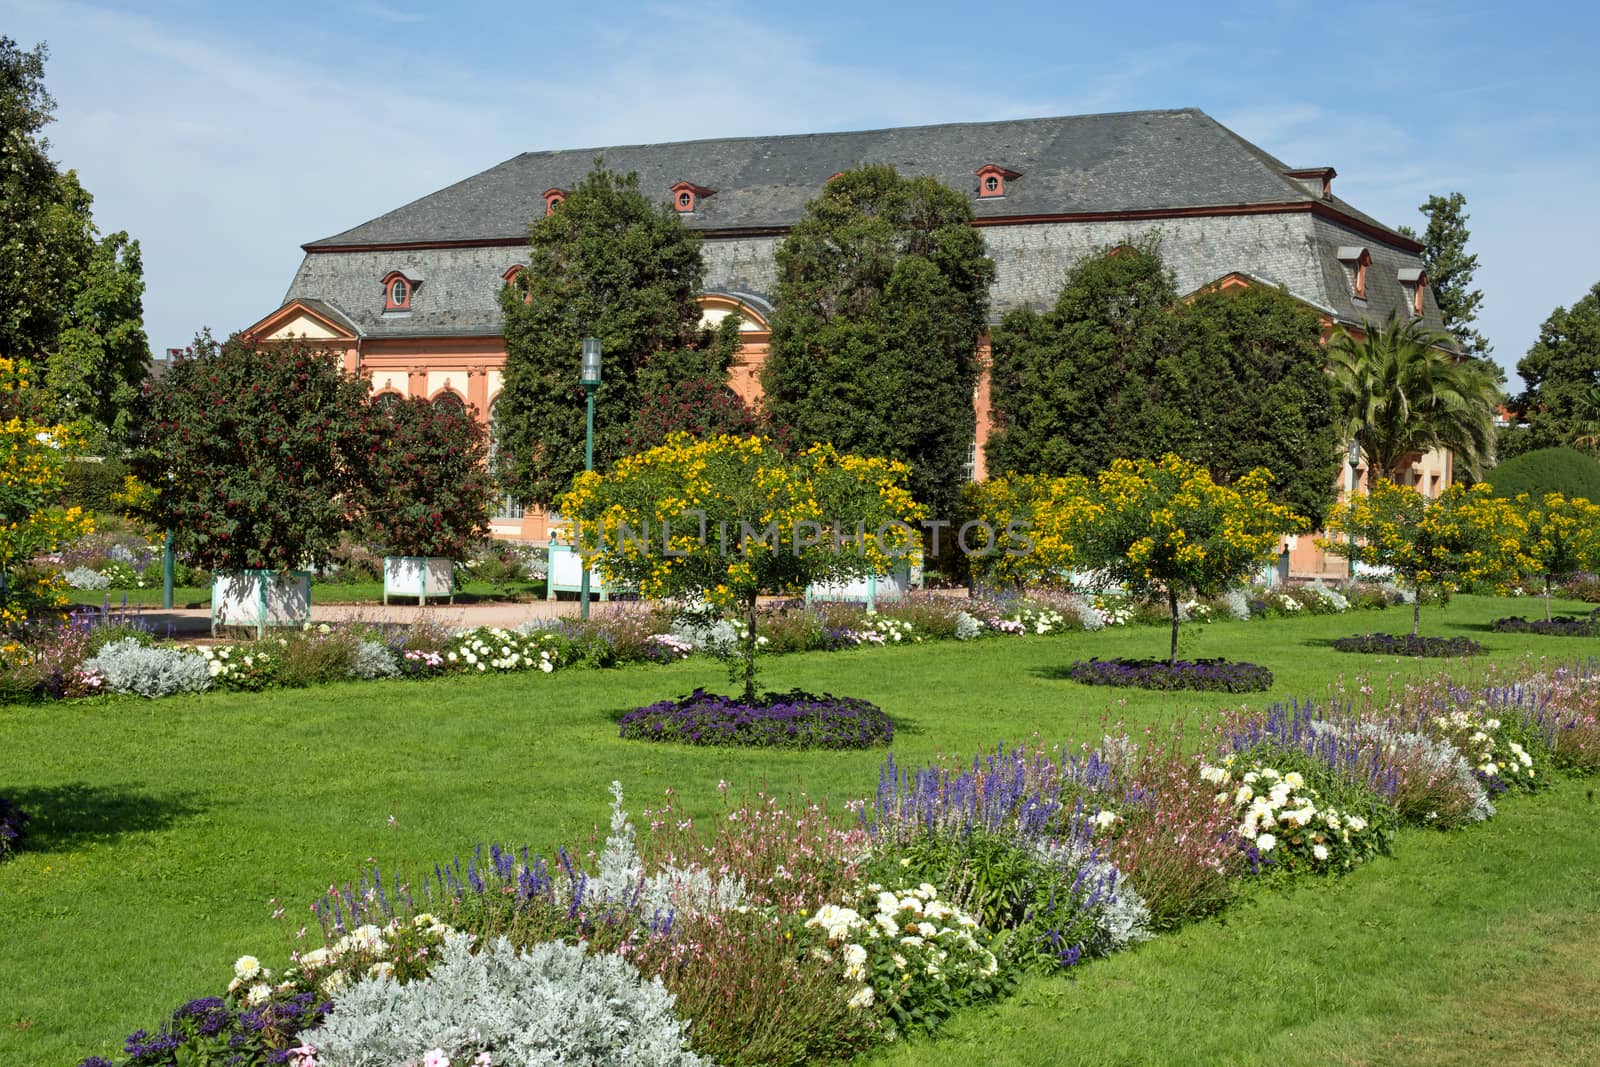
[
  {"xmin": 1330, "ymin": 312, "xmax": 1501, "ymax": 483},
  {"xmin": 361, "ymin": 395, "xmax": 494, "ymax": 560},
  {"xmin": 496, "ymin": 164, "xmax": 735, "ymax": 507},
  {"xmin": 1, "ymin": 38, "xmax": 148, "ymax": 445},
  {"xmin": 131, "ymin": 333, "xmax": 372, "ymax": 573},
  {"xmin": 1177, "ymin": 285, "xmax": 1344, "ymax": 526},
  {"xmin": 987, "ymin": 241, "xmax": 1181, "ymax": 480},
  {"xmin": 1515, "ymin": 281, "xmax": 1600, "ymax": 451},
  {"xmin": 1399, "ymin": 192, "xmax": 1491, "ymax": 359},
  {"xmin": 989, "ymin": 246, "xmax": 1343, "ymax": 525},
  {"xmin": 762, "ymin": 165, "xmax": 994, "ymax": 520}
]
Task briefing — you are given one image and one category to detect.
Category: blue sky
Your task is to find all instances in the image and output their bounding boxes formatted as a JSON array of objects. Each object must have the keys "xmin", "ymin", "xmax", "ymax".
[{"xmin": 5, "ymin": 0, "xmax": 1597, "ymax": 387}]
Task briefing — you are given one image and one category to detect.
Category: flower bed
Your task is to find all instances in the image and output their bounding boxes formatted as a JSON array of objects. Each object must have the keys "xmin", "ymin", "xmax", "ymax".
[
  {"xmin": 1490, "ymin": 611, "xmax": 1600, "ymax": 636},
  {"xmin": 1063, "ymin": 657, "xmax": 1273, "ymax": 692},
  {"xmin": 69, "ymin": 661, "xmax": 1600, "ymax": 1067},
  {"xmin": 1330, "ymin": 633, "xmax": 1485, "ymax": 657},
  {"xmin": 619, "ymin": 688, "xmax": 893, "ymax": 749}
]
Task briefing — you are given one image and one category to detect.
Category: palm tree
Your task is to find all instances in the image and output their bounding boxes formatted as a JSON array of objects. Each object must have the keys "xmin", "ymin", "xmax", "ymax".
[
  {"xmin": 1567, "ymin": 385, "xmax": 1600, "ymax": 453},
  {"xmin": 1329, "ymin": 312, "xmax": 1501, "ymax": 483}
]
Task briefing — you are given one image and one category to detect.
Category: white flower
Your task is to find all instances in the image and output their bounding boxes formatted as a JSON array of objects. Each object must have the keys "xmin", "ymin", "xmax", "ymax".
[
  {"xmin": 1199, "ymin": 765, "xmax": 1229, "ymax": 785},
  {"xmin": 1312, "ymin": 844, "xmax": 1329, "ymax": 861},
  {"xmin": 234, "ymin": 955, "xmax": 262, "ymax": 981},
  {"xmin": 1094, "ymin": 809, "xmax": 1119, "ymax": 832},
  {"xmin": 1283, "ymin": 771, "xmax": 1305, "ymax": 789},
  {"xmin": 1256, "ymin": 833, "xmax": 1277, "ymax": 853},
  {"xmin": 848, "ymin": 986, "xmax": 875, "ymax": 1010},
  {"xmin": 1234, "ymin": 785, "xmax": 1254, "ymax": 805},
  {"xmin": 299, "ymin": 947, "xmax": 331, "ymax": 969},
  {"xmin": 423, "ymin": 1051, "xmax": 451, "ymax": 1067},
  {"xmin": 1345, "ymin": 816, "xmax": 1367, "ymax": 832},
  {"xmin": 246, "ymin": 982, "xmax": 272, "ymax": 1006}
]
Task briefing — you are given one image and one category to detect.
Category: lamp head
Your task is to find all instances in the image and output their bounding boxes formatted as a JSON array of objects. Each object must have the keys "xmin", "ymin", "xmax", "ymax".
[{"xmin": 580, "ymin": 337, "xmax": 602, "ymax": 386}]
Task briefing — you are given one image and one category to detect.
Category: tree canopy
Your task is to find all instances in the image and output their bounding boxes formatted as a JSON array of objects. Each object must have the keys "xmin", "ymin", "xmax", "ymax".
[
  {"xmin": 1, "ymin": 38, "xmax": 149, "ymax": 447},
  {"xmin": 1399, "ymin": 192, "xmax": 1491, "ymax": 360},
  {"xmin": 495, "ymin": 164, "xmax": 736, "ymax": 507},
  {"xmin": 1514, "ymin": 281, "xmax": 1600, "ymax": 452},
  {"xmin": 761, "ymin": 165, "xmax": 994, "ymax": 521},
  {"xmin": 1329, "ymin": 312, "xmax": 1501, "ymax": 482},
  {"xmin": 1484, "ymin": 446, "xmax": 1600, "ymax": 501},
  {"xmin": 987, "ymin": 244, "xmax": 1344, "ymax": 525},
  {"xmin": 361, "ymin": 395, "xmax": 494, "ymax": 560}
]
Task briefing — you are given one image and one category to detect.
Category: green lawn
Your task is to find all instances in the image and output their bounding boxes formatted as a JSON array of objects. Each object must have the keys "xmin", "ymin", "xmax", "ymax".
[
  {"xmin": 61, "ymin": 578, "xmax": 547, "ymax": 610},
  {"xmin": 1, "ymin": 594, "xmax": 1595, "ymax": 1064}
]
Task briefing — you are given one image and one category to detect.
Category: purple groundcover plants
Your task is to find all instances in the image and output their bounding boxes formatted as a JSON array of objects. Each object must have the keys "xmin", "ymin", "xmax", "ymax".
[
  {"xmin": 1065, "ymin": 657, "xmax": 1274, "ymax": 693},
  {"xmin": 69, "ymin": 661, "xmax": 1600, "ymax": 1067},
  {"xmin": 1491, "ymin": 609, "xmax": 1600, "ymax": 636},
  {"xmin": 1331, "ymin": 633, "xmax": 1485, "ymax": 657},
  {"xmin": 619, "ymin": 687, "xmax": 894, "ymax": 749}
]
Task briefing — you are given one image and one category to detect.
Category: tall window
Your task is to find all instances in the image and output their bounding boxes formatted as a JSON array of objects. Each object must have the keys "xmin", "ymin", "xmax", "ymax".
[{"xmin": 489, "ymin": 396, "xmax": 525, "ymax": 520}]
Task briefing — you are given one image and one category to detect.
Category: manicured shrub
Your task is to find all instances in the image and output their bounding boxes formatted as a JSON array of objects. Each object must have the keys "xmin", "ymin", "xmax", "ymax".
[
  {"xmin": 1485, "ymin": 446, "xmax": 1600, "ymax": 501},
  {"xmin": 59, "ymin": 456, "xmax": 130, "ymax": 513},
  {"xmin": 349, "ymin": 639, "xmax": 400, "ymax": 680},
  {"xmin": 1331, "ymin": 633, "xmax": 1484, "ymax": 657},
  {"xmin": 621, "ymin": 688, "xmax": 893, "ymax": 749},
  {"xmin": 83, "ymin": 637, "xmax": 211, "ymax": 697},
  {"xmin": 1064, "ymin": 657, "xmax": 1273, "ymax": 692},
  {"xmin": 302, "ymin": 934, "xmax": 707, "ymax": 1067},
  {"xmin": 0, "ymin": 795, "xmax": 28, "ymax": 862}
]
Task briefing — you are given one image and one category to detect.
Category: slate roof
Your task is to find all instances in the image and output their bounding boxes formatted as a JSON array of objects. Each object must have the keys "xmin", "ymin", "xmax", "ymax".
[{"xmin": 303, "ymin": 108, "xmax": 1415, "ymax": 249}]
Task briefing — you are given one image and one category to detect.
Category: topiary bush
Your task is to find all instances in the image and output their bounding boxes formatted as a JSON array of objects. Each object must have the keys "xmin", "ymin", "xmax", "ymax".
[
  {"xmin": 1485, "ymin": 447, "xmax": 1600, "ymax": 501},
  {"xmin": 82, "ymin": 637, "xmax": 212, "ymax": 697},
  {"xmin": 301, "ymin": 933, "xmax": 708, "ymax": 1067}
]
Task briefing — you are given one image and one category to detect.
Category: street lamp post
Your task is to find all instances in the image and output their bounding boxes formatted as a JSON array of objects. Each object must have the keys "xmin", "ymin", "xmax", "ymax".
[
  {"xmin": 1346, "ymin": 438, "xmax": 1361, "ymax": 581},
  {"xmin": 578, "ymin": 337, "xmax": 602, "ymax": 621}
]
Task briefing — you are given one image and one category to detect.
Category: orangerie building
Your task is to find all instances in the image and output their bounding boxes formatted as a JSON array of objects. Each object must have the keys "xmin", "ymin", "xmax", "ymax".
[{"xmin": 249, "ymin": 108, "xmax": 1450, "ymax": 579}]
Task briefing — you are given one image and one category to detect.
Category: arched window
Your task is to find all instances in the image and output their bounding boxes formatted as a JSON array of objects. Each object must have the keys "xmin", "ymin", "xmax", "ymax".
[
  {"xmin": 431, "ymin": 391, "xmax": 466, "ymax": 416},
  {"xmin": 382, "ymin": 270, "xmax": 419, "ymax": 311},
  {"xmin": 372, "ymin": 390, "xmax": 402, "ymax": 414}
]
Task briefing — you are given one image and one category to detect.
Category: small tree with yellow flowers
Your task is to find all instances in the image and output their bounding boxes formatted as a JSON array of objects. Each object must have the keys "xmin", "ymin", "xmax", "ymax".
[
  {"xmin": 559, "ymin": 434, "xmax": 923, "ymax": 702},
  {"xmin": 1321, "ymin": 480, "xmax": 1526, "ymax": 636},
  {"xmin": 1509, "ymin": 491, "xmax": 1600, "ymax": 620},
  {"xmin": 961, "ymin": 472, "xmax": 1090, "ymax": 590},
  {"xmin": 1076, "ymin": 454, "xmax": 1306, "ymax": 664},
  {"xmin": 0, "ymin": 357, "xmax": 93, "ymax": 629}
]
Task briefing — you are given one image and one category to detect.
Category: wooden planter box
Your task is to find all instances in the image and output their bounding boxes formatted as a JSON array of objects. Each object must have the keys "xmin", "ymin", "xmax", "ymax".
[
  {"xmin": 383, "ymin": 556, "xmax": 455, "ymax": 604},
  {"xmin": 212, "ymin": 570, "xmax": 312, "ymax": 637}
]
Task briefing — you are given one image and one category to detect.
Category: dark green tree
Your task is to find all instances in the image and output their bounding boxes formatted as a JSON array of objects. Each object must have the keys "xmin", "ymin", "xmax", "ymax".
[
  {"xmin": 1177, "ymin": 284, "xmax": 1345, "ymax": 526},
  {"xmin": 986, "ymin": 240, "xmax": 1183, "ymax": 481},
  {"xmin": 1515, "ymin": 281, "xmax": 1600, "ymax": 452},
  {"xmin": 0, "ymin": 38, "xmax": 148, "ymax": 444},
  {"xmin": 496, "ymin": 163, "xmax": 735, "ymax": 507},
  {"xmin": 1399, "ymin": 192, "xmax": 1491, "ymax": 359},
  {"xmin": 761, "ymin": 165, "xmax": 994, "ymax": 518}
]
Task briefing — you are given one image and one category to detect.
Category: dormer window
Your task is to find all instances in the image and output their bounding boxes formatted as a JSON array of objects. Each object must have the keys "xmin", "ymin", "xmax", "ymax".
[
  {"xmin": 1286, "ymin": 167, "xmax": 1337, "ymax": 200},
  {"xmin": 543, "ymin": 188, "xmax": 566, "ymax": 216},
  {"xmin": 671, "ymin": 181, "xmax": 715, "ymax": 213},
  {"xmin": 1336, "ymin": 247, "xmax": 1371, "ymax": 301},
  {"xmin": 1398, "ymin": 268, "xmax": 1429, "ymax": 317},
  {"xmin": 382, "ymin": 270, "xmax": 419, "ymax": 312},
  {"xmin": 975, "ymin": 164, "xmax": 1021, "ymax": 199}
]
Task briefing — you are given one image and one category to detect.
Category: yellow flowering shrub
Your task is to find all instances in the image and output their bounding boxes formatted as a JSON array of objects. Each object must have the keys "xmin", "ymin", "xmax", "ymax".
[
  {"xmin": 559, "ymin": 434, "xmax": 923, "ymax": 699},
  {"xmin": 962, "ymin": 473, "xmax": 1091, "ymax": 589},
  {"xmin": 1321, "ymin": 480, "xmax": 1526, "ymax": 634},
  {"xmin": 1074, "ymin": 454, "xmax": 1305, "ymax": 662},
  {"xmin": 0, "ymin": 357, "xmax": 93, "ymax": 628}
]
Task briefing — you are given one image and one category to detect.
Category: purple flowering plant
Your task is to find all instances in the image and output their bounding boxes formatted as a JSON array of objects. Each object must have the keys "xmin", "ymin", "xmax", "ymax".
[
  {"xmin": 1065, "ymin": 657, "xmax": 1274, "ymax": 693},
  {"xmin": 620, "ymin": 688, "xmax": 894, "ymax": 749}
]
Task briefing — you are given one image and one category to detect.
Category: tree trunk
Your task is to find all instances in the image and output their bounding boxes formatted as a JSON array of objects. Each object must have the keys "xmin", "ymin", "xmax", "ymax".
[
  {"xmin": 1545, "ymin": 574, "xmax": 1553, "ymax": 622},
  {"xmin": 1412, "ymin": 590, "xmax": 1422, "ymax": 636},
  {"xmin": 1169, "ymin": 587, "xmax": 1180, "ymax": 666},
  {"xmin": 742, "ymin": 595, "xmax": 759, "ymax": 705}
]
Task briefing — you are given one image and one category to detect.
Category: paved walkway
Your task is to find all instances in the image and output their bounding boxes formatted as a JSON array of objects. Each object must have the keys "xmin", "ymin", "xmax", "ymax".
[{"xmin": 109, "ymin": 597, "xmax": 639, "ymax": 639}]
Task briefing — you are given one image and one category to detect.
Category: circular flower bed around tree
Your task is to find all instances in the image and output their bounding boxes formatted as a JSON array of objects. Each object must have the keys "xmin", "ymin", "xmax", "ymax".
[
  {"xmin": 1331, "ymin": 634, "xmax": 1485, "ymax": 657},
  {"xmin": 1064, "ymin": 658, "xmax": 1273, "ymax": 693},
  {"xmin": 1490, "ymin": 610, "xmax": 1600, "ymax": 637},
  {"xmin": 619, "ymin": 688, "xmax": 894, "ymax": 749}
]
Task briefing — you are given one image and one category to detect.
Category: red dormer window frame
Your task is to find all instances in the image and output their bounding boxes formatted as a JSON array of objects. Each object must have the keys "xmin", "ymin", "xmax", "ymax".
[
  {"xmin": 975, "ymin": 164, "xmax": 1021, "ymax": 198},
  {"xmin": 1411, "ymin": 269, "xmax": 1428, "ymax": 316},
  {"xmin": 502, "ymin": 264, "xmax": 532, "ymax": 304},
  {"xmin": 543, "ymin": 188, "xmax": 566, "ymax": 216},
  {"xmin": 382, "ymin": 270, "xmax": 416, "ymax": 312},
  {"xmin": 1353, "ymin": 251, "xmax": 1371, "ymax": 300},
  {"xmin": 1285, "ymin": 166, "xmax": 1337, "ymax": 200},
  {"xmin": 671, "ymin": 181, "xmax": 715, "ymax": 213}
]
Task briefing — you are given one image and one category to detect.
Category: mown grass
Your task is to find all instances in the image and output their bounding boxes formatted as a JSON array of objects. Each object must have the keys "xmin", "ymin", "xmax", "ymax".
[{"xmin": 1, "ymin": 594, "xmax": 1594, "ymax": 1064}]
